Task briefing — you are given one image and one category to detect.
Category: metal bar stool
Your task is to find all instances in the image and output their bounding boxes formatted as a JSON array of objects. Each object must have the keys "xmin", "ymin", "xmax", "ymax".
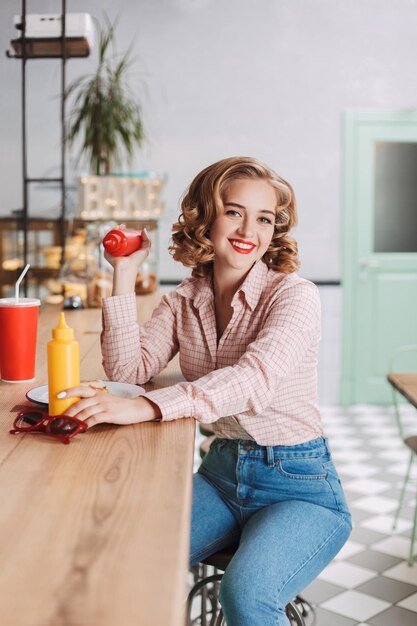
[{"xmin": 187, "ymin": 545, "xmax": 315, "ymax": 625}]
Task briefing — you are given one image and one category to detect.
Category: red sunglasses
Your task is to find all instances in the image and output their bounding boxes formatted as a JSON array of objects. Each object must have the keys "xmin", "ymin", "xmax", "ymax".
[{"xmin": 10, "ymin": 409, "xmax": 88, "ymax": 444}]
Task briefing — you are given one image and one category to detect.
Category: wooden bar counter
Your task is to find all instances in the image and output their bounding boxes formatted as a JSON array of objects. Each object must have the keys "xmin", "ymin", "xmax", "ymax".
[{"xmin": 0, "ymin": 292, "xmax": 195, "ymax": 626}]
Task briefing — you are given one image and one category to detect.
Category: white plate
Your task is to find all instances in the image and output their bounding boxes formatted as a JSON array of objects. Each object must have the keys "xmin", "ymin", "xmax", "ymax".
[{"xmin": 26, "ymin": 381, "xmax": 146, "ymax": 406}]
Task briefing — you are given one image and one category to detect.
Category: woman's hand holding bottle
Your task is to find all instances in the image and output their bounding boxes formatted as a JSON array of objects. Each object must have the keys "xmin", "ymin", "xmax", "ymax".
[{"xmin": 104, "ymin": 224, "xmax": 152, "ymax": 296}]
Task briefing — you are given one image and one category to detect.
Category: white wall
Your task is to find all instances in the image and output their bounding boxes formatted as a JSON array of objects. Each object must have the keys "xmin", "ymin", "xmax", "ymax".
[{"xmin": 1, "ymin": 0, "xmax": 417, "ymax": 281}]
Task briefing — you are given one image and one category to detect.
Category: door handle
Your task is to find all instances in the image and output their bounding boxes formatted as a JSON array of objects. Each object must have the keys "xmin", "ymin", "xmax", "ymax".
[
  {"xmin": 358, "ymin": 258, "xmax": 379, "ymax": 281},
  {"xmin": 359, "ymin": 259, "xmax": 380, "ymax": 268}
]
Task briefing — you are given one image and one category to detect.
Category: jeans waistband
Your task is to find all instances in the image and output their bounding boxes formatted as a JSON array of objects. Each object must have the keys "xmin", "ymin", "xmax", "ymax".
[{"xmin": 215, "ymin": 437, "xmax": 330, "ymax": 467}]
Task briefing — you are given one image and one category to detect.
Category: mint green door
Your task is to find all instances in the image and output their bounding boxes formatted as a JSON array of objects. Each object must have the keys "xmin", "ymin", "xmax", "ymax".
[{"xmin": 341, "ymin": 110, "xmax": 417, "ymax": 404}]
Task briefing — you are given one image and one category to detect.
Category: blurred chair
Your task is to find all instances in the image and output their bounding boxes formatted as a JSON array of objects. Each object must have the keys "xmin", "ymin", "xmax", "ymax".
[{"xmin": 387, "ymin": 344, "xmax": 417, "ymax": 566}]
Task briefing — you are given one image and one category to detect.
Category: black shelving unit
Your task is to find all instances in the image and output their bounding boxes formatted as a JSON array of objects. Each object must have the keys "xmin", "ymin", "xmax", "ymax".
[{"xmin": 6, "ymin": 1, "xmax": 89, "ymax": 294}]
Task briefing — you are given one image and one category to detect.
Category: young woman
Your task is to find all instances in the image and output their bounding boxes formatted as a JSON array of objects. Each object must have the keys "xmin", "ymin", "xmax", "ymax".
[{"xmin": 65, "ymin": 157, "xmax": 352, "ymax": 626}]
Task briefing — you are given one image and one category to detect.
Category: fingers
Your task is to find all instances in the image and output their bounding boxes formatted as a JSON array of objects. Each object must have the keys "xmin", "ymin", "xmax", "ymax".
[
  {"xmin": 58, "ymin": 385, "xmax": 96, "ymax": 400},
  {"xmin": 67, "ymin": 400, "xmax": 103, "ymax": 424},
  {"xmin": 65, "ymin": 397, "xmax": 111, "ymax": 428},
  {"xmin": 141, "ymin": 227, "xmax": 152, "ymax": 249},
  {"xmin": 83, "ymin": 411, "xmax": 110, "ymax": 428},
  {"xmin": 128, "ymin": 229, "xmax": 151, "ymax": 263},
  {"xmin": 64, "ymin": 396, "xmax": 98, "ymax": 416}
]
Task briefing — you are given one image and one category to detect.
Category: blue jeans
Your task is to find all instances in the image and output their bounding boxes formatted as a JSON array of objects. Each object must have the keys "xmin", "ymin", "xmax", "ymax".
[{"xmin": 190, "ymin": 437, "xmax": 352, "ymax": 626}]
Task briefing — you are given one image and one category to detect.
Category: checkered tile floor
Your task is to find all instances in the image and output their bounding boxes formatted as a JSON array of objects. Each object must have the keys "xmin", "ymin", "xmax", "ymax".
[{"xmin": 193, "ymin": 404, "xmax": 417, "ymax": 625}]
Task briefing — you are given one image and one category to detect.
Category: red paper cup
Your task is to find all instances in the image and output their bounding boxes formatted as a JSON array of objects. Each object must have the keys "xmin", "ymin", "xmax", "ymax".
[{"xmin": 0, "ymin": 298, "xmax": 41, "ymax": 383}]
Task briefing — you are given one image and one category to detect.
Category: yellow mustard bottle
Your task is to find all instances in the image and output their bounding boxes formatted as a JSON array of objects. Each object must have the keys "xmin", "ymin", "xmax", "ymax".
[{"xmin": 47, "ymin": 312, "xmax": 80, "ymax": 416}]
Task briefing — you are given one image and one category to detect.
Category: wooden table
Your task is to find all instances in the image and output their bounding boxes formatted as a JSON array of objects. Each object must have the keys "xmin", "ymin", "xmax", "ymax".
[
  {"xmin": 387, "ymin": 373, "xmax": 417, "ymax": 409},
  {"xmin": 0, "ymin": 293, "xmax": 195, "ymax": 626}
]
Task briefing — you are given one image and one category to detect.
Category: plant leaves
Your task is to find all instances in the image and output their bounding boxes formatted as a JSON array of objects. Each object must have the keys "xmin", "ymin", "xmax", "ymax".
[{"xmin": 66, "ymin": 15, "xmax": 145, "ymax": 174}]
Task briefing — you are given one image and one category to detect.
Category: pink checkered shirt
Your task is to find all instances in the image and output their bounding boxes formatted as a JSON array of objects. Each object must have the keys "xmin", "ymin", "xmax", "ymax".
[{"xmin": 101, "ymin": 260, "xmax": 324, "ymax": 445}]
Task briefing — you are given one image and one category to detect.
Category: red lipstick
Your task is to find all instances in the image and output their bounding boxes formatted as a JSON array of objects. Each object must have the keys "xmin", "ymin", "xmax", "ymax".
[{"xmin": 228, "ymin": 238, "xmax": 256, "ymax": 254}]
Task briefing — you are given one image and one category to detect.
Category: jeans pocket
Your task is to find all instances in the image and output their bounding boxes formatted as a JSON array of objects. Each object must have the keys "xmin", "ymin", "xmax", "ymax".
[
  {"xmin": 276, "ymin": 456, "xmax": 329, "ymax": 480},
  {"xmin": 322, "ymin": 460, "xmax": 352, "ymax": 517}
]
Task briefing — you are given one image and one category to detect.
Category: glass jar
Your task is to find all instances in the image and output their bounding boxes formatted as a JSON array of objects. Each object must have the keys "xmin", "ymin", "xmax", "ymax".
[
  {"xmin": 134, "ymin": 220, "xmax": 158, "ymax": 295},
  {"xmin": 85, "ymin": 222, "xmax": 115, "ymax": 308}
]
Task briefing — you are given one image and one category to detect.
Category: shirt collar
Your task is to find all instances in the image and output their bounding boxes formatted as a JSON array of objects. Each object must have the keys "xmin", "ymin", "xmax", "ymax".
[
  {"xmin": 176, "ymin": 274, "xmax": 213, "ymax": 308},
  {"xmin": 177, "ymin": 259, "xmax": 269, "ymax": 311},
  {"xmin": 233, "ymin": 260, "xmax": 268, "ymax": 311},
  {"xmin": 176, "ymin": 260, "xmax": 268, "ymax": 310}
]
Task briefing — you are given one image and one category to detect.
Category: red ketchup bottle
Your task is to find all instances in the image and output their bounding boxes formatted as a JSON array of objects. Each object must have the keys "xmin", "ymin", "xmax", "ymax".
[{"xmin": 102, "ymin": 229, "xmax": 142, "ymax": 257}]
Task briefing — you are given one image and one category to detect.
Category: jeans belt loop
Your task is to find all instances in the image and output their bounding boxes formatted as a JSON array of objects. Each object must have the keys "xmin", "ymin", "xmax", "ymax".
[{"xmin": 266, "ymin": 446, "xmax": 275, "ymax": 467}]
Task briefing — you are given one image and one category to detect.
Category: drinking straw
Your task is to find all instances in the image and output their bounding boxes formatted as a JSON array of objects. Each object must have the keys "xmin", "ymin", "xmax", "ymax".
[{"xmin": 15, "ymin": 263, "xmax": 30, "ymax": 304}]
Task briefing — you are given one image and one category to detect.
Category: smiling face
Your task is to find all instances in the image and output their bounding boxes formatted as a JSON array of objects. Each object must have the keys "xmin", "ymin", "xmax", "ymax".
[{"xmin": 210, "ymin": 178, "xmax": 276, "ymax": 279}]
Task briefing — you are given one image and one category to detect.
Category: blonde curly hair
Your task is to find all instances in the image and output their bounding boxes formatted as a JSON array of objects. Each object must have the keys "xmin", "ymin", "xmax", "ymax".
[{"xmin": 170, "ymin": 156, "xmax": 300, "ymax": 277}]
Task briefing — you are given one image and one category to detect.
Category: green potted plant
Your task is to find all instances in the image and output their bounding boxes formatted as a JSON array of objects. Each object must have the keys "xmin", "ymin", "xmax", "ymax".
[{"xmin": 66, "ymin": 17, "xmax": 145, "ymax": 175}]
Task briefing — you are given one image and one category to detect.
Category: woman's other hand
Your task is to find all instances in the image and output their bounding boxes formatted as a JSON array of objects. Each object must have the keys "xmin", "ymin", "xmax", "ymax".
[{"xmin": 61, "ymin": 383, "xmax": 161, "ymax": 428}]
